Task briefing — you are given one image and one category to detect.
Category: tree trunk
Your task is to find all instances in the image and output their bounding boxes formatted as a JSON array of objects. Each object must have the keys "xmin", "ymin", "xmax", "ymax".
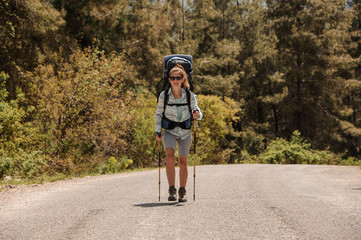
[{"xmin": 296, "ymin": 54, "xmax": 302, "ymax": 131}]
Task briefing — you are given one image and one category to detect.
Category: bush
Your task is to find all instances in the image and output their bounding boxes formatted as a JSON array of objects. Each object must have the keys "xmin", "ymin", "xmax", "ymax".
[
  {"xmin": 0, "ymin": 151, "xmax": 44, "ymax": 179},
  {"xmin": 100, "ymin": 156, "xmax": 133, "ymax": 174},
  {"xmin": 127, "ymin": 91, "xmax": 158, "ymax": 168},
  {"xmin": 196, "ymin": 95, "xmax": 242, "ymax": 164},
  {"xmin": 260, "ymin": 130, "xmax": 332, "ymax": 164},
  {"xmin": 18, "ymin": 151, "xmax": 45, "ymax": 178},
  {"xmin": 26, "ymin": 47, "xmax": 137, "ymax": 175},
  {"xmin": 337, "ymin": 156, "xmax": 361, "ymax": 166},
  {"xmin": 0, "ymin": 157, "xmax": 11, "ymax": 179},
  {"xmin": 0, "ymin": 72, "xmax": 43, "ymax": 179}
]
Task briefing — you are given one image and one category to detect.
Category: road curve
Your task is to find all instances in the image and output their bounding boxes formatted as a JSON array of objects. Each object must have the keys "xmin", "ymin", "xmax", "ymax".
[{"xmin": 0, "ymin": 164, "xmax": 360, "ymax": 240}]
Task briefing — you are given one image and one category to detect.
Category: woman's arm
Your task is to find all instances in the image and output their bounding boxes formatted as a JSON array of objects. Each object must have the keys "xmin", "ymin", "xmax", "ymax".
[
  {"xmin": 190, "ymin": 92, "xmax": 203, "ymax": 120},
  {"xmin": 155, "ymin": 91, "xmax": 165, "ymax": 133}
]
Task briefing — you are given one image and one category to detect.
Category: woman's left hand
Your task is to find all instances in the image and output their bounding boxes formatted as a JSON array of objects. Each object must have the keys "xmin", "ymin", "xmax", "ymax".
[{"xmin": 192, "ymin": 110, "xmax": 199, "ymax": 120}]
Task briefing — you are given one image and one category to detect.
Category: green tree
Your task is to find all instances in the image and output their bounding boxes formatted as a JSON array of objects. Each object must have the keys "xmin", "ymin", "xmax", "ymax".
[
  {"xmin": 266, "ymin": 0, "xmax": 355, "ymax": 150},
  {"xmin": 0, "ymin": 0, "xmax": 67, "ymax": 99},
  {"xmin": 125, "ymin": 0, "xmax": 172, "ymax": 88},
  {"xmin": 237, "ymin": 0, "xmax": 287, "ymax": 140},
  {"xmin": 186, "ymin": 1, "xmax": 242, "ymax": 98},
  {"xmin": 50, "ymin": 0, "xmax": 133, "ymax": 52},
  {"xmin": 343, "ymin": 0, "xmax": 361, "ymax": 158}
]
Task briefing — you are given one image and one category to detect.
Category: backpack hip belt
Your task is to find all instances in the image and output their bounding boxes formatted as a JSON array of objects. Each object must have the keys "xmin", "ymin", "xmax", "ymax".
[{"xmin": 161, "ymin": 115, "xmax": 192, "ymax": 130}]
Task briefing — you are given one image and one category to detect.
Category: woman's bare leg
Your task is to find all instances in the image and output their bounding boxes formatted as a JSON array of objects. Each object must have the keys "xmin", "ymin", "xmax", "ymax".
[
  {"xmin": 178, "ymin": 155, "xmax": 188, "ymax": 188},
  {"xmin": 165, "ymin": 148, "xmax": 176, "ymax": 187}
]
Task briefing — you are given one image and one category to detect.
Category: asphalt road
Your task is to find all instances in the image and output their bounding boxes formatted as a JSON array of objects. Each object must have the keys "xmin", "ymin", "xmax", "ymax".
[{"xmin": 0, "ymin": 164, "xmax": 360, "ymax": 240}]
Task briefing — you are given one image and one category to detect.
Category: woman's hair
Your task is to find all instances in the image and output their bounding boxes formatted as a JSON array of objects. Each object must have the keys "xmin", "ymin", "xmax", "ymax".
[{"xmin": 169, "ymin": 64, "xmax": 190, "ymax": 90}]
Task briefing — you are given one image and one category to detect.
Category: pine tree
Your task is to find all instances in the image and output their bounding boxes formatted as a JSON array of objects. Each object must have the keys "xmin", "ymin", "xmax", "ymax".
[
  {"xmin": 266, "ymin": 0, "xmax": 355, "ymax": 150},
  {"xmin": 0, "ymin": 0, "xmax": 66, "ymax": 98},
  {"xmin": 186, "ymin": 0, "xmax": 241, "ymax": 97},
  {"xmin": 125, "ymin": 0, "xmax": 172, "ymax": 87},
  {"xmin": 235, "ymin": 0, "xmax": 287, "ymax": 140},
  {"xmin": 343, "ymin": 0, "xmax": 361, "ymax": 157}
]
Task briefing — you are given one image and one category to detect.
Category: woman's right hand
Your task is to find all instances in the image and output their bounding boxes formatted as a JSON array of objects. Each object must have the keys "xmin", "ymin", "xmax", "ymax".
[{"xmin": 155, "ymin": 132, "xmax": 162, "ymax": 142}]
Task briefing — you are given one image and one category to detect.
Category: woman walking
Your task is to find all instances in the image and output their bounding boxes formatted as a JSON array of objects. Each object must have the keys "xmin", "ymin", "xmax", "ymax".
[{"xmin": 155, "ymin": 65, "xmax": 202, "ymax": 202}]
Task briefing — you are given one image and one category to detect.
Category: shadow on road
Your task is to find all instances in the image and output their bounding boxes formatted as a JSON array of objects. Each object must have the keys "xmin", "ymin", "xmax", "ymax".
[
  {"xmin": 133, "ymin": 202, "xmax": 184, "ymax": 208},
  {"xmin": 352, "ymin": 187, "xmax": 361, "ymax": 191}
]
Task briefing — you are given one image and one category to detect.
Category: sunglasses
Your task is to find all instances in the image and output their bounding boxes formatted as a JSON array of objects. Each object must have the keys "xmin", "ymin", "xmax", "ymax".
[{"xmin": 169, "ymin": 76, "xmax": 183, "ymax": 81}]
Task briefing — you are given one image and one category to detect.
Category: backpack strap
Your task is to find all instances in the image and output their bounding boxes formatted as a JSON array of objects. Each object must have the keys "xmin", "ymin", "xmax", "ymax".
[
  {"xmin": 186, "ymin": 89, "xmax": 192, "ymax": 118},
  {"xmin": 163, "ymin": 87, "xmax": 170, "ymax": 114},
  {"xmin": 167, "ymin": 103, "xmax": 188, "ymax": 106}
]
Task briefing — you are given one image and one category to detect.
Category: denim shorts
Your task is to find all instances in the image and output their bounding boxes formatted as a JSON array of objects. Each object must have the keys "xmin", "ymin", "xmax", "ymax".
[{"xmin": 163, "ymin": 131, "xmax": 192, "ymax": 157}]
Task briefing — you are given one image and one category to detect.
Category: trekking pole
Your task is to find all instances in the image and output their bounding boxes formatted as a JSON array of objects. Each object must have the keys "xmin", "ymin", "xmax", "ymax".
[
  {"xmin": 193, "ymin": 119, "xmax": 197, "ymax": 201},
  {"xmin": 158, "ymin": 140, "xmax": 161, "ymax": 202}
]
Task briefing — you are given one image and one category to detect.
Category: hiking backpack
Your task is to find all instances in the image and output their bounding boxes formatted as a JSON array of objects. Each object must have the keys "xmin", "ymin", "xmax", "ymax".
[
  {"xmin": 156, "ymin": 54, "xmax": 194, "ymax": 130},
  {"xmin": 156, "ymin": 54, "xmax": 193, "ymax": 99}
]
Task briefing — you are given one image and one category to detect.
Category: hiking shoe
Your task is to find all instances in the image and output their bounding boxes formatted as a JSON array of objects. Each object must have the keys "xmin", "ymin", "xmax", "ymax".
[
  {"xmin": 178, "ymin": 187, "xmax": 187, "ymax": 202},
  {"xmin": 168, "ymin": 186, "xmax": 177, "ymax": 201}
]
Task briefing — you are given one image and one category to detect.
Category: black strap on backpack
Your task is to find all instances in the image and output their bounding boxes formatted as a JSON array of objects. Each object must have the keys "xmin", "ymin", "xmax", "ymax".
[{"xmin": 163, "ymin": 88, "xmax": 192, "ymax": 117}]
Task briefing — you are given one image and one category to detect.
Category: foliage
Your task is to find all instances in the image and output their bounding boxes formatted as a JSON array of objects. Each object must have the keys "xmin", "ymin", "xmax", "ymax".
[
  {"xmin": 266, "ymin": 0, "xmax": 355, "ymax": 150},
  {"xmin": 237, "ymin": 0, "xmax": 287, "ymax": 139},
  {"xmin": 100, "ymin": 156, "xmax": 133, "ymax": 174},
  {"xmin": 196, "ymin": 95, "xmax": 242, "ymax": 164},
  {"xmin": 238, "ymin": 127, "xmax": 267, "ymax": 156},
  {"xmin": 0, "ymin": 72, "xmax": 44, "ymax": 179},
  {"xmin": 127, "ymin": 90, "xmax": 158, "ymax": 168},
  {"xmin": 336, "ymin": 156, "xmax": 361, "ymax": 166},
  {"xmin": 260, "ymin": 130, "xmax": 333, "ymax": 165},
  {"xmin": 0, "ymin": 0, "xmax": 69, "ymax": 99},
  {"xmin": 26, "ymin": 47, "xmax": 136, "ymax": 175},
  {"xmin": 2, "ymin": 0, "xmax": 361, "ymax": 181}
]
